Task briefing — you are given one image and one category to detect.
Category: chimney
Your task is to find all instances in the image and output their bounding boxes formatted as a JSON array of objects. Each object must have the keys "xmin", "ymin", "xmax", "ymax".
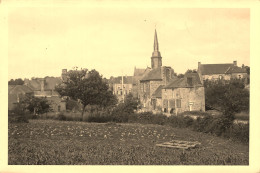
[
  {"xmin": 62, "ymin": 69, "xmax": 67, "ymax": 74},
  {"xmin": 39, "ymin": 78, "xmax": 45, "ymax": 92},
  {"xmin": 233, "ymin": 61, "xmax": 237, "ymax": 66},
  {"xmin": 242, "ymin": 64, "xmax": 245, "ymax": 68},
  {"xmin": 198, "ymin": 62, "xmax": 201, "ymax": 68}
]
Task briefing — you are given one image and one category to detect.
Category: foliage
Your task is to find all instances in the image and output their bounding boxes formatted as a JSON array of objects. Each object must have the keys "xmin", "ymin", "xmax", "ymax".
[
  {"xmin": 204, "ymin": 79, "xmax": 249, "ymax": 129},
  {"xmin": 55, "ymin": 68, "xmax": 117, "ymax": 119},
  {"xmin": 186, "ymin": 69, "xmax": 197, "ymax": 73},
  {"xmin": 19, "ymin": 95, "xmax": 53, "ymax": 115},
  {"xmin": 110, "ymin": 93, "xmax": 140, "ymax": 122},
  {"xmin": 8, "ymin": 78, "xmax": 24, "ymax": 85},
  {"xmin": 8, "ymin": 120, "xmax": 249, "ymax": 165},
  {"xmin": 177, "ymin": 73, "xmax": 184, "ymax": 78}
]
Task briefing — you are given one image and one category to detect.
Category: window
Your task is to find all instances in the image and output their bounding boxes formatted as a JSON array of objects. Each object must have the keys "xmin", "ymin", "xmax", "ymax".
[{"xmin": 176, "ymin": 99, "xmax": 181, "ymax": 108}]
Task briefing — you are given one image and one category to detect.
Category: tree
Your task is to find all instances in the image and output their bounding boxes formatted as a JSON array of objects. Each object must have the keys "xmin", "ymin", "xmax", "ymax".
[
  {"xmin": 19, "ymin": 95, "xmax": 53, "ymax": 115},
  {"xmin": 177, "ymin": 73, "xmax": 184, "ymax": 78},
  {"xmin": 55, "ymin": 68, "xmax": 117, "ymax": 119},
  {"xmin": 204, "ymin": 79, "xmax": 249, "ymax": 128},
  {"xmin": 122, "ymin": 93, "xmax": 140, "ymax": 114},
  {"xmin": 8, "ymin": 78, "xmax": 24, "ymax": 85}
]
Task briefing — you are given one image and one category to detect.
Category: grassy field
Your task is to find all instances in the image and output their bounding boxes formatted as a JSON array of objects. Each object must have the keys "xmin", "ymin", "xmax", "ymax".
[{"xmin": 8, "ymin": 120, "xmax": 249, "ymax": 165}]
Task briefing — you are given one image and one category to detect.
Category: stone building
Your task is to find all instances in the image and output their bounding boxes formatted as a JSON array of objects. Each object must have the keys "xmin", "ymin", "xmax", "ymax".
[
  {"xmin": 162, "ymin": 72, "xmax": 205, "ymax": 115},
  {"xmin": 109, "ymin": 76, "xmax": 133, "ymax": 102},
  {"xmin": 198, "ymin": 61, "xmax": 248, "ymax": 81},
  {"xmin": 138, "ymin": 29, "xmax": 175, "ymax": 111},
  {"xmin": 8, "ymin": 85, "xmax": 34, "ymax": 110},
  {"xmin": 24, "ymin": 77, "xmax": 66, "ymax": 112}
]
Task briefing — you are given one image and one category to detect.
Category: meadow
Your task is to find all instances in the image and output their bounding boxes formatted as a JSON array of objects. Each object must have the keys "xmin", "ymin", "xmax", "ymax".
[{"xmin": 8, "ymin": 119, "xmax": 249, "ymax": 165}]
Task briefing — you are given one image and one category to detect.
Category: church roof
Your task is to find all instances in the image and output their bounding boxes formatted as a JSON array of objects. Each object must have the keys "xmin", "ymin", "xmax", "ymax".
[
  {"xmin": 199, "ymin": 63, "xmax": 234, "ymax": 75},
  {"xmin": 164, "ymin": 72, "xmax": 203, "ymax": 89},
  {"xmin": 134, "ymin": 68, "xmax": 146, "ymax": 76},
  {"xmin": 140, "ymin": 67, "xmax": 162, "ymax": 81}
]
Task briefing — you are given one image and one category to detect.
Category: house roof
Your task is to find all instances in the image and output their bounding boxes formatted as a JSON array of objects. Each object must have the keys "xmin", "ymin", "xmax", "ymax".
[
  {"xmin": 199, "ymin": 63, "xmax": 234, "ymax": 75},
  {"xmin": 44, "ymin": 77, "xmax": 62, "ymax": 90},
  {"xmin": 8, "ymin": 85, "xmax": 33, "ymax": 95},
  {"xmin": 109, "ymin": 76, "xmax": 133, "ymax": 84},
  {"xmin": 164, "ymin": 72, "xmax": 203, "ymax": 89},
  {"xmin": 152, "ymin": 85, "xmax": 163, "ymax": 98},
  {"xmin": 140, "ymin": 67, "xmax": 162, "ymax": 81},
  {"xmin": 225, "ymin": 66, "xmax": 247, "ymax": 74},
  {"xmin": 25, "ymin": 77, "xmax": 62, "ymax": 91}
]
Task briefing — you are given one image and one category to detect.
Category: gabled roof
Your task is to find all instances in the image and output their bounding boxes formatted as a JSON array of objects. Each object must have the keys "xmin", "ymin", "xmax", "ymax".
[
  {"xmin": 152, "ymin": 85, "xmax": 163, "ymax": 98},
  {"xmin": 132, "ymin": 67, "xmax": 151, "ymax": 84},
  {"xmin": 8, "ymin": 85, "xmax": 33, "ymax": 95},
  {"xmin": 225, "ymin": 66, "xmax": 247, "ymax": 74},
  {"xmin": 164, "ymin": 72, "xmax": 203, "ymax": 89},
  {"xmin": 200, "ymin": 64, "xmax": 234, "ymax": 75},
  {"xmin": 140, "ymin": 67, "xmax": 162, "ymax": 81},
  {"xmin": 44, "ymin": 77, "xmax": 62, "ymax": 90},
  {"xmin": 25, "ymin": 77, "xmax": 62, "ymax": 91},
  {"xmin": 134, "ymin": 68, "xmax": 146, "ymax": 77},
  {"xmin": 109, "ymin": 76, "xmax": 133, "ymax": 84}
]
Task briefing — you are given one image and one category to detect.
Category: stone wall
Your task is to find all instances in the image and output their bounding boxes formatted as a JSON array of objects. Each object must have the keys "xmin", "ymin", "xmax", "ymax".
[{"xmin": 162, "ymin": 87, "xmax": 205, "ymax": 114}]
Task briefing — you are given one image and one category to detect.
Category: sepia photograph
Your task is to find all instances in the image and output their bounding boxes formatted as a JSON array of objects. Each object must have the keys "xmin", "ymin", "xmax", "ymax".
[{"xmin": 1, "ymin": 1, "xmax": 260, "ymax": 172}]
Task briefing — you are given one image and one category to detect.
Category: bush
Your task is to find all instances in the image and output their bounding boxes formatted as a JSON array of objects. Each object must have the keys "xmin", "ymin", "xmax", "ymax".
[
  {"xmin": 223, "ymin": 123, "xmax": 249, "ymax": 143},
  {"xmin": 168, "ymin": 115, "xmax": 194, "ymax": 128},
  {"xmin": 57, "ymin": 112, "xmax": 66, "ymax": 121},
  {"xmin": 128, "ymin": 112, "xmax": 168, "ymax": 125},
  {"xmin": 8, "ymin": 104, "xmax": 29, "ymax": 123},
  {"xmin": 85, "ymin": 112, "xmax": 113, "ymax": 123}
]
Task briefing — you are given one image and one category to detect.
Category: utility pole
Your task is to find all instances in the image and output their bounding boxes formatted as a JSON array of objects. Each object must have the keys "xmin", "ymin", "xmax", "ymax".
[{"xmin": 122, "ymin": 75, "xmax": 124, "ymax": 103}]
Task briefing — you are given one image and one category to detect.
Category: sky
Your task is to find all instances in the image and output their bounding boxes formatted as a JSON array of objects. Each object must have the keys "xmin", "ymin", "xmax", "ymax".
[{"xmin": 8, "ymin": 7, "xmax": 250, "ymax": 80}]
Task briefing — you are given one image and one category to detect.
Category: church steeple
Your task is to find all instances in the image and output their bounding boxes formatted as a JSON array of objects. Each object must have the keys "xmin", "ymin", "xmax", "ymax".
[{"xmin": 151, "ymin": 29, "xmax": 162, "ymax": 69}]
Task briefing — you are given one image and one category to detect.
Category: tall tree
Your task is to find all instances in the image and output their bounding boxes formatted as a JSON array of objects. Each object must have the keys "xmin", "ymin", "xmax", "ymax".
[
  {"xmin": 8, "ymin": 78, "xmax": 24, "ymax": 85},
  {"xmin": 55, "ymin": 68, "xmax": 117, "ymax": 119}
]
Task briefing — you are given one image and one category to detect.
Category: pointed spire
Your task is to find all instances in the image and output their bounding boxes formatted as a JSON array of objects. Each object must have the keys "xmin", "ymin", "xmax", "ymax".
[
  {"xmin": 154, "ymin": 29, "xmax": 159, "ymax": 51},
  {"xmin": 152, "ymin": 29, "xmax": 161, "ymax": 57}
]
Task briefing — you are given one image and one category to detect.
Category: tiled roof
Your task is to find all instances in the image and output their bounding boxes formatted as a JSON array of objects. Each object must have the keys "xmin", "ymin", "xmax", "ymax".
[
  {"xmin": 133, "ymin": 68, "xmax": 151, "ymax": 84},
  {"xmin": 44, "ymin": 77, "xmax": 62, "ymax": 90},
  {"xmin": 140, "ymin": 68, "xmax": 162, "ymax": 81},
  {"xmin": 109, "ymin": 76, "xmax": 133, "ymax": 84},
  {"xmin": 8, "ymin": 85, "xmax": 33, "ymax": 95},
  {"xmin": 225, "ymin": 66, "xmax": 247, "ymax": 74},
  {"xmin": 152, "ymin": 85, "xmax": 163, "ymax": 98},
  {"xmin": 134, "ymin": 68, "xmax": 146, "ymax": 76},
  {"xmin": 200, "ymin": 64, "xmax": 234, "ymax": 75},
  {"xmin": 25, "ymin": 77, "xmax": 62, "ymax": 91},
  {"xmin": 164, "ymin": 72, "xmax": 203, "ymax": 89},
  {"xmin": 26, "ymin": 79, "xmax": 41, "ymax": 90}
]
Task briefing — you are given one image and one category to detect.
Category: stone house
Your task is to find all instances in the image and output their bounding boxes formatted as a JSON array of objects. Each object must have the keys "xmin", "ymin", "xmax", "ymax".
[
  {"xmin": 132, "ymin": 67, "xmax": 146, "ymax": 98},
  {"xmin": 109, "ymin": 76, "xmax": 133, "ymax": 102},
  {"xmin": 162, "ymin": 72, "xmax": 205, "ymax": 115},
  {"xmin": 198, "ymin": 61, "xmax": 248, "ymax": 81},
  {"xmin": 8, "ymin": 85, "xmax": 34, "ymax": 110},
  {"xmin": 24, "ymin": 77, "xmax": 66, "ymax": 112}
]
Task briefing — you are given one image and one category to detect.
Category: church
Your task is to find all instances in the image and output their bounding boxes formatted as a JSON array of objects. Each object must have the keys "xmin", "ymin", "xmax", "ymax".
[{"xmin": 136, "ymin": 30, "xmax": 205, "ymax": 114}]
